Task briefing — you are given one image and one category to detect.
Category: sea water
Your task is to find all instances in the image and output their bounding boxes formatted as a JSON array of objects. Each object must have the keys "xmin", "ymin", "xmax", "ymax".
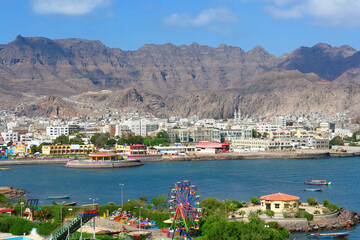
[{"xmin": 1, "ymin": 157, "xmax": 359, "ymax": 239}]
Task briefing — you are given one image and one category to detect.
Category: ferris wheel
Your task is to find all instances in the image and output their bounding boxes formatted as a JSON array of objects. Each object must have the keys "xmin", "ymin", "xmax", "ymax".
[{"xmin": 167, "ymin": 180, "xmax": 203, "ymax": 239}]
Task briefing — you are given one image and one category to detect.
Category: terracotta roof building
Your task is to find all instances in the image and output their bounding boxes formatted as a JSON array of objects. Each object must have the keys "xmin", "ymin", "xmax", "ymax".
[{"xmin": 260, "ymin": 193, "xmax": 300, "ymax": 215}]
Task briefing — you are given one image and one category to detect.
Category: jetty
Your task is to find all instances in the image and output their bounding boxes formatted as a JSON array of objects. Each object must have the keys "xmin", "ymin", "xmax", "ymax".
[{"xmin": 65, "ymin": 152, "xmax": 143, "ymax": 169}]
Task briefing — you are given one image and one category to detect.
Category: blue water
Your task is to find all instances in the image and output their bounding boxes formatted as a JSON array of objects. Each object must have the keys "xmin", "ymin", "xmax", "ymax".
[
  {"xmin": 1, "ymin": 157, "xmax": 360, "ymax": 239},
  {"xmin": 2, "ymin": 237, "xmax": 34, "ymax": 240}
]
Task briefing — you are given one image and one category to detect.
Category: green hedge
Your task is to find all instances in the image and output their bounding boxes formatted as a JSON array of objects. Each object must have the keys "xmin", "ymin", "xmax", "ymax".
[
  {"xmin": 296, "ymin": 210, "xmax": 313, "ymax": 221},
  {"xmin": 0, "ymin": 215, "xmax": 36, "ymax": 235}
]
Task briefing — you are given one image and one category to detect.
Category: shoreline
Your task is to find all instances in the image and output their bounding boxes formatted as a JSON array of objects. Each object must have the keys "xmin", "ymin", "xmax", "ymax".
[{"xmin": 0, "ymin": 150, "xmax": 359, "ymax": 166}]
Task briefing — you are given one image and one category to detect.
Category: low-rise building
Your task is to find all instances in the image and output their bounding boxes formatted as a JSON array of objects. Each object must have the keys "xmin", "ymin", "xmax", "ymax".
[
  {"xmin": 42, "ymin": 144, "xmax": 94, "ymax": 155},
  {"xmin": 260, "ymin": 193, "xmax": 300, "ymax": 215},
  {"xmin": 115, "ymin": 144, "xmax": 147, "ymax": 155},
  {"xmin": 232, "ymin": 138, "xmax": 292, "ymax": 150}
]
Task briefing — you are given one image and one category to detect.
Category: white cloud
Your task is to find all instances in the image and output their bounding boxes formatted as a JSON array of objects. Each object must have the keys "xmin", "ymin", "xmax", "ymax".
[
  {"xmin": 164, "ymin": 8, "xmax": 239, "ymax": 31},
  {"xmin": 265, "ymin": 0, "xmax": 360, "ymax": 27},
  {"xmin": 31, "ymin": 0, "xmax": 111, "ymax": 16}
]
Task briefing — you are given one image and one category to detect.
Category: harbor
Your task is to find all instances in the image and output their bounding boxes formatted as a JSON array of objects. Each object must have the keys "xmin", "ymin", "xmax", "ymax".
[{"xmin": 1, "ymin": 156, "xmax": 360, "ymax": 238}]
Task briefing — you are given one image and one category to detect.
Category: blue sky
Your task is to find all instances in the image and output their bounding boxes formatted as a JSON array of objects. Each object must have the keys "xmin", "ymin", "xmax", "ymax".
[{"xmin": 1, "ymin": 0, "xmax": 360, "ymax": 56}]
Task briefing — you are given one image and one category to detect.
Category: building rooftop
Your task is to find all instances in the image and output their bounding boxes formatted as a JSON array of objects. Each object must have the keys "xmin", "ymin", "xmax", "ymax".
[{"xmin": 260, "ymin": 192, "xmax": 300, "ymax": 201}]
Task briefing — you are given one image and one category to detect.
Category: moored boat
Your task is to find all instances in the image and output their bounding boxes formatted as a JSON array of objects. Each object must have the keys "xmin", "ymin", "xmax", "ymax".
[
  {"xmin": 46, "ymin": 195, "xmax": 71, "ymax": 200},
  {"xmin": 304, "ymin": 188, "xmax": 323, "ymax": 192},
  {"xmin": 0, "ymin": 168, "xmax": 10, "ymax": 170},
  {"xmin": 305, "ymin": 180, "xmax": 331, "ymax": 186},
  {"xmin": 308, "ymin": 231, "xmax": 352, "ymax": 238},
  {"xmin": 63, "ymin": 201, "xmax": 78, "ymax": 206}
]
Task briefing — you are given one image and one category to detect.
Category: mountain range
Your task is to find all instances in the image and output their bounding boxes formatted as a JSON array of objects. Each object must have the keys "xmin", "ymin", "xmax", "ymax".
[{"xmin": 1, "ymin": 35, "xmax": 360, "ymax": 119}]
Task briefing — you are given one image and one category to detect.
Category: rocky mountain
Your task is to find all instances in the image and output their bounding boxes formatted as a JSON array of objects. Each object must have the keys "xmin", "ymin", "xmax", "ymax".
[{"xmin": 1, "ymin": 35, "xmax": 360, "ymax": 118}]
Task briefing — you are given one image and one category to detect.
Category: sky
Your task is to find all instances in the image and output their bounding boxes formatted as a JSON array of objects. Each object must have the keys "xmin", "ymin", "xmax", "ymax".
[{"xmin": 1, "ymin": 0, "xmax": 360, "ymax": 56}]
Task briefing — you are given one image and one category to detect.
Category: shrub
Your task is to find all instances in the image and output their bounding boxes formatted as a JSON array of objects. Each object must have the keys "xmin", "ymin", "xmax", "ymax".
[
  {"xmin": 198, "ymin": 215, "xmax": 289, "ymax": 239},
  {"xmin": 296, "ymin": 210, "xmax": 313, "ymax": 221},
  {"xmin": 250, "ymin": 197, "xmax": 259, "ymax": 205},
  {"xmin": 256, "ymin": 209, "xmax": 263, "ymax": 215},
  {"xmin": 238, "ymin": 210, "xmax": 246, "ymax": 217},
  {"xmin": 229, "ymin": 200, "xmax": 243, "ymax": 210},
  {"xmin": 322, "ymin": 208, "xmax": 331, "ymax": 214},
  {"xmin": 307, "ymin": 198, "xmax": 318, "ymax": 206},
  {"xmin": 313, "ymin": 210, "xmax": 320, "ymax": 214},
  {"xmin": 0, "ymin": 215, "xmax": 36, "ymax": 235},
  {"xmin": 202, "ymin": 197, "xmax": 224, "ymax": 216},
  {"xmin": 322, "ymin": 199, "xmax": 329, "ymax": 207},
  {"xmin": 37, "ymin": 222, "xmax": 58, "ymax": 236},
  {"xmin": 265, "ymin": 210, "xmax": 275, "ymax": 218},
  {"xmin": 0, "ymin": 194, "xmax": 8, "ymax": 205},
  {"xmin": 327, "ymin": 203, "xmax": 339, "ymax": 211}
]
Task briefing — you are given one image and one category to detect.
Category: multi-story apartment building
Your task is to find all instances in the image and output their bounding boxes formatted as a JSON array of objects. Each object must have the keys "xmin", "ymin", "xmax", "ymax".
[
  {"xmin": 1, "ymin": 131, "xmax": 19, "ymax": 142},
  {"xmin": 46, "ymin": 126, "xmax": 69, "ymax": 139}
]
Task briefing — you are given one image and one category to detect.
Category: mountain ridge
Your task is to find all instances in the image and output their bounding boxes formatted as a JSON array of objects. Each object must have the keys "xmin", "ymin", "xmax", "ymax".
[{"xmin": 1, "ymin": 36, "xmax": 360, "ymax": 118}]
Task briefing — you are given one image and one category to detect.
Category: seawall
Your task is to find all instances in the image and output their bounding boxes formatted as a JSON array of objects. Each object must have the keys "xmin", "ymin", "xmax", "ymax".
[{"xmin": 65, "ymin": 159, "xmax": 144, "ymax": 169}]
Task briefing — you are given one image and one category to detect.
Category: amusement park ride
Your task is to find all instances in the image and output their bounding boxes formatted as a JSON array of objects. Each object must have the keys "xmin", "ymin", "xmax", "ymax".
[
  {"xmin": 167, "ymin": 180, "xmax": 203, "ymax": 239},
  {"xmin": 22, "ymin": 199, "xmax": 42, "ymax": 222}
]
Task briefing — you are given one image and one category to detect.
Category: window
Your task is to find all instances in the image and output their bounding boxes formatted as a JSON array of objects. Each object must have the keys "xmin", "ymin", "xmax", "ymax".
[
  {"xmin": 293, "ymin": 203, "xmax": 297, "ymax": 208},
  {"xmin": 275, "ymin": 204, "xmax": 280, "ymax": 209}
]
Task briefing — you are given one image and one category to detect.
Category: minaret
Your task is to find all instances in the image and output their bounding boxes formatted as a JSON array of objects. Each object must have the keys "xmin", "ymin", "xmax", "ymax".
[
  {"xmin": 234, "ymin": 109, "xmax": 237, "ymax": 123},
  {"xmin": 238, "ymin": 108, "xmax": 241, "ymax": 122}
]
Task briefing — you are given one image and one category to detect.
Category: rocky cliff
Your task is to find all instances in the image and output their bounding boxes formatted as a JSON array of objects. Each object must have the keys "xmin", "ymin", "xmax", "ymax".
[{"xmin": 1, "ymin": 36, "xmax": 360, "ymax": 118}]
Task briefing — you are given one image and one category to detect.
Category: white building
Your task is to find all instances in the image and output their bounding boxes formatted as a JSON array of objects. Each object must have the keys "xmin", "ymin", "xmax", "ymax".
[
  {"xmin": 46, "ymin": 126, "xmax": 69, "ymax": 139},
  {"xmin": 256, "ymin": 124, "xmax": 281, "ymax": 134},
  {"xmin": 1, "ymin": 131, "xmax": 19, "ymax": 142}
]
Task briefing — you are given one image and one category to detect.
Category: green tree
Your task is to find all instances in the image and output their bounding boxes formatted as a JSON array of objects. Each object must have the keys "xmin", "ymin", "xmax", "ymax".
[
  {"xmin": 329, "ymin": 136, "xmax": 344, "ymax": 146},
  {"xmin": 150, "ymin": 194, "xmax": 167, "ymax": 211},
  {"xmin": 91, "ymin": 133, "xmax": 110, "ymax": 148},
  {"xmin": 251, "ymin": 129, "xmax": 261, "ymax": 138},
  {"xmin": 220, "ymin": 137, "xmax": 225, "ymax": 143},
  {"xmin": 54, "ymin": 135, "xmax": 70, "ymax": 145},
  {"xmin": 265, "ymin": 209, "xmax": 275, "ymax": 218},
  {"xmin": 138, "ymin": 196, "xmax": 148, "ymax": 204},
  {"xmin": 107, "ymin": 138, "xmax": 117, "ymax": 146},
  {"xmin": 250, "ymin": 197, "xmax": 259, "ymax": 205},
  {"xmin": 30, "ymin": 145, "xmax": 38, "ymax": 154},
  {"xmin": 7, "ymin": 141, "xmax": 13, "ymax": 147},
  {"xmin": 322, "ymin": 199, "xmax": 329, "ymax": 207},
  {"xmin": 199, "ymin": 215, "xmax": 289, "ymax": 240},
  {"xmin": 306, "ymin": 198, "xmax": 318, "ymax": 206}
]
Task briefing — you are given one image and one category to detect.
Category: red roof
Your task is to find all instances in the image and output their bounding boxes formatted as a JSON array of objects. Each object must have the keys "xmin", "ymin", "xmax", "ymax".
[
  {"xmin": 0, "ymin": 208, "xmax": 14, "ymax": 213},
  {"xmin": 260, "ymin": 193, "xmax": 299, "ymax": 201},
  {"xmin": 195, "ymin": 142, "xmax": 222, "ymax": 148},
  {"xmin": 130, "ymin": 144, "xmax": 147, "ymax": 149},
  {"xmin": 90, "ymin": 152, "xmax": 119, "ymax": 156}
]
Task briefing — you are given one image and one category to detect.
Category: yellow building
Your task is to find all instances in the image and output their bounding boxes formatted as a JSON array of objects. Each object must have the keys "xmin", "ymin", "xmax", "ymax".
[
  {"xmin": 89, "ymin": 152, "xmax": 123, "ymax": 161},
  {"xmin": 260, "ymin": 193, "xmax": 300, "ymax": 215},
  {"xmin": 115, "ymin": 144, "xmax": 147, "ymax": 154},
  {"xmin": 14, "ymin": 145, "xmax": 26, "ymax": 155},
  {"xmin": 42, "ymin": 144, "xmax": 94, "ymax": 155}
]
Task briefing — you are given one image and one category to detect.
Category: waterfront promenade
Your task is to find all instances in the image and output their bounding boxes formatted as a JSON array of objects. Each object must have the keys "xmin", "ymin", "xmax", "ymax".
[{"xmin": 0, "ymin": 149, "xmax": 359, "ymax": 166}]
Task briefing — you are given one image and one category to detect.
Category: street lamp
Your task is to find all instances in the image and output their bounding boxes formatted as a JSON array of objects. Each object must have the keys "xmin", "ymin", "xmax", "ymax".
[
  {"xmin": 134, "ymin": 206, "xmax": 143, "ymax": 234},
  {"xmin": 89, "ymin": 197, "xmax": 98, "ymax": 239},
  {"xmin": 59, "ymin": 201, "xmax": 65, "ymax": 227},
  {"xmin": 223, "ymin": 199, "xmax": 228, "ymax": 219},
  {"xmin": 68, "ymin": 208, "xmax": 73, "ymax": 218},
  {"xmin": 20, "ymin": 202, "xmax": 24, "ymax": 217},
  {"xmin": 119, "ymin": 183, "xmax": 124, "ymax": 207}
]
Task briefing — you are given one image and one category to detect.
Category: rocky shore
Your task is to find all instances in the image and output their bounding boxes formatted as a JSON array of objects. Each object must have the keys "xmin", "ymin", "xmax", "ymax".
[
  {"xmin": 0, "ymin": 186, "xmax": 26, "ymax": 199},
  {"xmin": 281, "ymin": 209, "xmax": 360, "ymax": 232}
]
